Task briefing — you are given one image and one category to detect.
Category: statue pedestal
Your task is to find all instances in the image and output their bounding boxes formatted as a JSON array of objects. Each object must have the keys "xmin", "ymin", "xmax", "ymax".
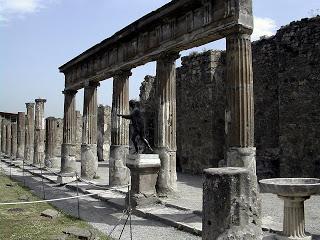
[{"xmin": 126, "ymin": 154, "xmax": 161, "ymax": 208}]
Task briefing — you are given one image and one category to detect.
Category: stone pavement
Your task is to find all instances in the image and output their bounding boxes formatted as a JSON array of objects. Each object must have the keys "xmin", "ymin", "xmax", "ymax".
[{"xmin": 1, "ymin": 157, "xmax": 320, "ymax": 240}]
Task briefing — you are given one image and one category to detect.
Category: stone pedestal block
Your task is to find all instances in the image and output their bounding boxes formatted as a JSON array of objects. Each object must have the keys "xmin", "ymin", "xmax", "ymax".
[
  {"xmin": 109, "ymin": 145, "xmax": 130, "ymax": 186},
  {"xmin": 227, "ymin": 147, "xmax": 256, "ymax": 174},
  {"xmin": 203, "ymin": 167, "xmax": 262, "ymax": 240},
  {"xmin": 81, "ymin": 144, "xmax": 98, "ymax": 179},
  {"xmin": 126, "ymin": 154, "xmax": 160, "ymax": 207}
]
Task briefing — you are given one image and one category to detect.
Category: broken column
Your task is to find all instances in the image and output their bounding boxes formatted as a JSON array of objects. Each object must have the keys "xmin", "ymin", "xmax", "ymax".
[
  {"xmin": 109, "ymin": 70, "xmax": 131, "ymax": 186},
  {"xmin": 203, "ymin": 167, "xmax": 262, "ymax": 240},
  {"xmin": 11, "ymin": 121, "xmax": 17, "ymax": 159},
  {"xmin": 225, "ymin": 33, "xmax": 256, "ymax": 174},
  {"xmin": 6, "ymin": 120, "xmax": 11, "ymax": 157},
  {"xmin": 60, "ymin": 90, "xmax": 77, "ymax": 178},
  {"xmin": 154, "ymin": 52, "xmax": 179, "ymax": 196},
  {"xmin": 34, "ymin": 98, "xmax": 46, "ymax": 166},
  {"xmin": 24, "ymin": 102, "xmax": 35, "ymax": 164},
  {"xmin": 81, "ymin": 82, "xmax": 99, "ymax": 179},
  {"xmin": 45, "ymin": 117, "xmax": 60, "ymax": 168},
  {"xmin": 1, "ymin": 118, "xmax": 6, "ymax": 154},
  {"xmin": 16, "ymin": 112, "xmax": 25, "ymax": 159}
]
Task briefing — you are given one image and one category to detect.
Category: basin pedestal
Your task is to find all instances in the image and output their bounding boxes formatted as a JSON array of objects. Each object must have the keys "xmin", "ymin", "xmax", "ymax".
[{"xmin": 277, "ymin": 196, "xmax": 311, "ymax": 240}]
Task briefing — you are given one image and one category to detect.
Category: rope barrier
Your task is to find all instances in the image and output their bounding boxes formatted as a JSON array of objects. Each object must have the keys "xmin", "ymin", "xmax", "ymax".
[{"xmin": 0, "ymin": 193, "xmax": 98, "ymax": 205}]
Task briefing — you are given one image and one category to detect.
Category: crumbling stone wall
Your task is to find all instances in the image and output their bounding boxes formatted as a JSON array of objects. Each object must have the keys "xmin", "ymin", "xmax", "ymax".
[
  {"xmin": 176, "ymin": 51, "xmax": 226, "ymax": 174},
  {"xmin": 97, "ymin": 105, "xmax": 111, "ymax": 161},
  {"xmin": 275, "ymin": 17, "xmax": 320, "ymax": 177}
]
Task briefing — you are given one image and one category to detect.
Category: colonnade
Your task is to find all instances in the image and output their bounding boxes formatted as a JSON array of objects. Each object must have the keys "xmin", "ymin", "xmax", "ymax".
[{"xmin": 0, "ymin": 33, "xmax": 255, "ymax": 195}]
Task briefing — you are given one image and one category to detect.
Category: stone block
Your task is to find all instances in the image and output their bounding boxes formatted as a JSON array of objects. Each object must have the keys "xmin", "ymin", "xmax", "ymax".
[
  {"xmin": 203, "ymin": 167, "xmax": 262, "ymax": 240},
  {"xmin": 126, "ymin": 154, "xmax": 161, "ymax": 207}
]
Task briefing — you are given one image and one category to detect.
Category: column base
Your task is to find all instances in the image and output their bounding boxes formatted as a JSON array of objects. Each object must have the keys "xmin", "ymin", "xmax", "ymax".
[
  {"xmin": 45, "ymin": 157, "xmax": 61, "ymax": 169},
  {"xmin": 61, "ymin": 143, "xmax": 76, "ymax": 174},
  {"xmin": 81, "ymin": 144, "xmax": 98, "ymax": 180},
  {"xmin": 226, "ymin": 147, "xmax": 256, "ymax": 174},
  {"xmin": 57, "ymin": 172, "xmax": 77, "ymax": 184},
  {"xmin": 109, "ymin": 145, "xmax": 130, "ymax": 186},
  {"xmin": 24, "ymin": 146, "xmax": 34, "ymax": 165},
  {"xmin": 126, "ymin": 154, "xmax": 161, "ymax": 208},
  {"xmin": 154, "ymin": 147, "xmax": 177, "ymax": 197},
  {"xmin": 276, "ymin": 236, "xmax": 311, "ymax": 240}
]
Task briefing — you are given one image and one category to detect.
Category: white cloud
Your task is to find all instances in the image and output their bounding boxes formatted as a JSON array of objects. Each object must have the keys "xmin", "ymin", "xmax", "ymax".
[
  {"xmin": 252, "ymin": 16, "xmax": 277, "ymax": 41},
  {"xmin": 0, "ymin": 0, "xmax": 57, "ymax": 23}
]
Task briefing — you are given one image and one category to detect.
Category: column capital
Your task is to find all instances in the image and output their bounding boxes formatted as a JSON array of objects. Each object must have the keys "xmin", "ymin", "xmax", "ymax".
[
  {"xmin": 84, "ymin": 80, "xmax": 100, "ymax": 88},
  {"xmin": 114, "ymin": 69, "xmax": 132, "ymax": 79},
  {"xmin": 158, "ymin": 52, "xmax": 180, "ymax": 63},
  {"xmin": 35, "ymin": 98, "xmax": 47, "ymax": 103},
  {"xmin": 25, "ymin": 102, "xmax": 35, "ymax": 108},
  {"xmin": 226, "ymin": 32, "xmax": 251, "ymax": 41},
  {"xmin": 62, "ymin": 89, "xmax": 78, "ymax": 95}
]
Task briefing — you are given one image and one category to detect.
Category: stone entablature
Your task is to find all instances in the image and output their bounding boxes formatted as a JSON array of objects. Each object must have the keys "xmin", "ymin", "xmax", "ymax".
[{"xmin": 59, "ymin": 0, "xmax": 253, "ymax": 91}]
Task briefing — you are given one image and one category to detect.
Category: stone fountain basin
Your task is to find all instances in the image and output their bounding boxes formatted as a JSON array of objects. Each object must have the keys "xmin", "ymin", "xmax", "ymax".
[{"xmin": 259, "ymin": 178, "xmax": 320, "ymax": 197}]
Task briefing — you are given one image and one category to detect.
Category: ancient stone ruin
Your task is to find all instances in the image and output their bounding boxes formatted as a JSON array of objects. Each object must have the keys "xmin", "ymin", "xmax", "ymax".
[{"xmin": 1, "ymin": 1, "xmax": 320, "ymax": 239}]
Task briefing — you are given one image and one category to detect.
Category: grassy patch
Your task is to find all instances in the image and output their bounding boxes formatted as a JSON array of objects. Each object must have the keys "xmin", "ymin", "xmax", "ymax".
[{"xmin": 0, "ymin": 172, "xmax": 110, "ymax": 240}]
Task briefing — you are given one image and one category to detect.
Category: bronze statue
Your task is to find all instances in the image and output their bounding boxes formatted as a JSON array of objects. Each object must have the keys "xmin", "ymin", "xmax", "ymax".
[{"xmin": 117, "ymin": 100, "xmax": 153, "ymax": 154}]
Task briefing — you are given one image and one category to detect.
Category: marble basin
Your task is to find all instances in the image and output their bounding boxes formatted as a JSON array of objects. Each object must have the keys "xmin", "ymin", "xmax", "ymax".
[{"xmin": 259, "ymin": 178, "xmax": 320, "ymax": 197}]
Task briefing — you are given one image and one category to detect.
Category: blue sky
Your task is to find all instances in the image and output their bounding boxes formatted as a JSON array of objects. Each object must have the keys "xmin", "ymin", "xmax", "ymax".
[{"xmin": 0, "ymin": 0, "xmax": 319, "ymax": 118}]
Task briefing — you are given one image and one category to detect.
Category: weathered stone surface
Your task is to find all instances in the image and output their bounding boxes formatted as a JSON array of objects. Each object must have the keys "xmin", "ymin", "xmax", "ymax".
[
  {"xmin": 1, "ymin": 118, "xmax": 6, "ymax": 153},
  {"xmin": 97, "ymin": 105, "xmax": 111, "ymax": 162},
  {"xmin": 6, "ymin": 120, "xmax": 11, "ymax": 156},
  {"xmin": 176, "ymin": 51, "xmax": 226, "ymax": 173},
  {"xmin": 61, "ymin": 90, "xmax": 77, "ymax": 174},
  {"xmin": 41, "ymin": 209, "xmax": 59, "ymax": 219},
  {"xmin": 203, "ymin": 167, "xmax": 262, "ymax": 240},
  {"xmin": 45, "ymin": 117, "xmax": 61, "ymax": 168},
  {"xmin": 126, "ymin": 154, "xmax": 161, "ymax": 207},
  {"xmin": 25, "ymin": 102, "xmax": 35, "ymax": 164},
  {"xmin": 59, "ymin": 0, "xmax": 253, "ymax": 90},
  {"xmin": 81, "ymin": 82, "xmax": 99, "ymax": 179},
  {"xmin": 63, "ymin": 226, "xmax": 96, "ymax": 240},
  {"xmin": 155, "ymin": 52, "xmax": 179, "ymax": 196},
  {"xmin": 16, "ymin": 112, "xmax": 25, "ymax": 159},
  {"xmin": 109, "ymin": 145, "xmax": 130, "ymax": 186},
  {"xmin": 109, "ymin": 71, "xmax": 130, "ymax": 186},
  {"xmin": 34, "ymin": 98, "xmax": 46, "ymax": 166},
  {"xmin": 11, "ymin": 121, "xmax": 17, "ymax": 158}
]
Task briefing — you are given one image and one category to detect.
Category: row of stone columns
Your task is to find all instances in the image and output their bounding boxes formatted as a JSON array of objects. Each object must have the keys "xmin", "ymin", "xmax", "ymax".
[{"xmin": 0, "ymin": 99, "xmax": 47, "ymax": 167}]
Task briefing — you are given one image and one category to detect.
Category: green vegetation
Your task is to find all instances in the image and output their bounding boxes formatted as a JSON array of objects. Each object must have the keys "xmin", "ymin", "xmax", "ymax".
[{"xmin": 0, "ymin": 172, "xmax": 110, "ymax": 240}]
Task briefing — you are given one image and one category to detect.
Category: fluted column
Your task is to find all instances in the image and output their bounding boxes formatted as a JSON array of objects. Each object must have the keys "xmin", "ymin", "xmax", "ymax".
[
  {"xmin": 81, "ymin": 82, "xmax": 99, "ymax": 179},
  {"xmin": 61, "ymin": 90, "xmax": 77, "ymax": 174},
  {"xmin": 16, "ymin": 112, "xmax": 25, "ymax": 159},
  {"xmin": 11, "ymin": 121, "xmax": 17, "ymax": 159},
  {"xmin": 278, "ymin": 196, "xmax": 311, "ymax": 240},
  {"xmin": 33, "ymin": 98, "xmax": 46, "ymax": 166},
  {"xmin": 6, "ymin": 120, "xmax": 11, "ymax": 156},
  {"xmin": 225, "ymin": 32, "xmax": 256, "ymax": 174},
  {"xmin": 109, "ymin": 70, "xmax": 131, "ymax": 186},
  {"xmin": 155, "ymin": 52, "xmax": 179, "ymax": 196},
  {"xmin": 24, "ymin": 103, "xmax": 35, "ymax": 164},
  {"xmin": 1, "ymin": 118, "xmax": 6, "ymax": 154},
  {"xmin": 45, "ymin": 117, "xmax": 60, "ymax": 168}
]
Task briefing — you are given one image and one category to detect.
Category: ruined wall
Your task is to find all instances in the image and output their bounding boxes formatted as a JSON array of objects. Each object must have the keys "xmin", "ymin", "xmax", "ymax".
[
  {"xmin": 275, "ymin": 17, "xmax": 320, "ymax": 177},
  {"xmin": 176, "ymin": 51, "xmax": 226, "ymax": 174},
  {"xmin": 75, "ymin": 110, "xmax": 82, "ymax": 161},
  {"xmin": 97, "ymin": 105, "xmax": 111, "ymax": 161}
]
